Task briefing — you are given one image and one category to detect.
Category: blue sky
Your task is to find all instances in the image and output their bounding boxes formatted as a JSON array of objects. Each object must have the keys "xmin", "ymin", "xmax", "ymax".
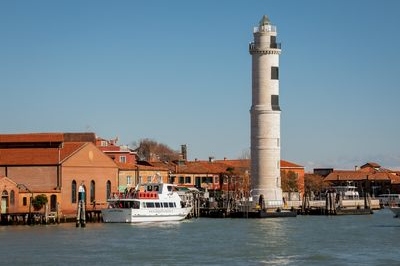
[{"xmin": 1, "ymin": 0, "xmax": 399, "ymax": 171}]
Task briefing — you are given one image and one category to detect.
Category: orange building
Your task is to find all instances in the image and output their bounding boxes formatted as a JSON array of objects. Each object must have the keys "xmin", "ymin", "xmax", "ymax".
[
  {"xmin": 324, "ymin": 162, "xmax": 400, "ymax": 196},
  {"xmin": 151, "ymin": 158, "xmax": 304, "ymax": 196},
  {"xmin": 0, "ymin": 133, "xmax": 118, "ymax": 217},
  {"xmin": 95, "ymin": 137, "xmax": 170, "ymax": 193}
]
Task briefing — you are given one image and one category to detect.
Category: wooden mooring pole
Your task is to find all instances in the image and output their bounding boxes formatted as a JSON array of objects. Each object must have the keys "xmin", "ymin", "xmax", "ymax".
[{"xmin": 76, "ymin": 183, "xmax": 86, "ymax": 227}]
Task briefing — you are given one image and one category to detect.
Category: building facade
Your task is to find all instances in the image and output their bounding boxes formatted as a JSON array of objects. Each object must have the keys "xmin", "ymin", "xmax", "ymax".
[{"xmin": 0, "ymin": 133, "xmax": 118, "ymax": 217}]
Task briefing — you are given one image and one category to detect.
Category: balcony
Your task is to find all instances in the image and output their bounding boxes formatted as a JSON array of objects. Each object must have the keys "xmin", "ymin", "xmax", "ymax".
[{"xmin": 253, "ymin": 25, "xmax": 277, "ymax": 33}]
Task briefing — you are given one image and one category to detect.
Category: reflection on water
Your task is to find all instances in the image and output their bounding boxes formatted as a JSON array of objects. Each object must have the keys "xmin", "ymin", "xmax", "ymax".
[{"xmin": 0, "ymin": 209, "xmax": 399, "ymax": 265}]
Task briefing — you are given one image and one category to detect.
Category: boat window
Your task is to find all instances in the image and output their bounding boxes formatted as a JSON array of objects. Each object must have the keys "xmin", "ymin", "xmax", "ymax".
[
  {"xmin": 163, "ymin": 202, "xmax": 169, "ymax": 208},
  {"xmin": 133, "ymin": 201, "xmax": 140, "ymax": 209},
  {"xmin": 154, "ymin": 185, "xmax": 159, "ymax": 191},
  {"xmin": 147, "ymin": 185, "xmax": 153, "ymax": 191},
  {"xmin": 147, "ymin": 202, "xmax": 155, "ymax": 208},
  {"xmin": 168, "ymin": 202, "xmax": 174, "ymax": 207},
  {"xmin": 155, "ymin": 202, "xmax": 161, "ymax": 208}
]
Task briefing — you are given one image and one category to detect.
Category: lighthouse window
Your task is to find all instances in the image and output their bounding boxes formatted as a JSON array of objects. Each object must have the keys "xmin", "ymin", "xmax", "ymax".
[
  {"xmin": 271, "ymin": 67, "xmax": 279, "ymax": 80},
  {"xmin": 271, "ymin": 95, "xmax": 280, "ymax": 111},
  {"xmin": 270, "ymin": 36, "xmax": 277, "ymax": 48}
]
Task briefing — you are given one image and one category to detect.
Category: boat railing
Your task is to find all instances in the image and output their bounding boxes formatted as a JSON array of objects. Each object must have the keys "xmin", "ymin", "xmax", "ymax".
[{"xmin": 136, "ymin": 191, "xmax": 159, "ymax": 199}]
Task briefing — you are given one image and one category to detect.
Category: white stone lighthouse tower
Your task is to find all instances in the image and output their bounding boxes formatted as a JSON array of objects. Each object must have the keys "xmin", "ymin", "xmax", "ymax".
[{"xmin": 249, "ymin": 15, "xmax": 283, "ymax": 209}]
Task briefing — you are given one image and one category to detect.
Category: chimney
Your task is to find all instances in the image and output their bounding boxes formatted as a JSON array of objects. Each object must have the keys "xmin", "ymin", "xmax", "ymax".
[{"xmin": 181, "ymin": 144, "xmax": 187, "ymax": 161}]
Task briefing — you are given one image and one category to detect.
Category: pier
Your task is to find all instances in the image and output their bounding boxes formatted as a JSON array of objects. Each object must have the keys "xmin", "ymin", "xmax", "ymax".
[
  {"xmin": 197, "ymin": 196, "xmax": 380, "ymax": 218},
  {"xmin": 0, "ymin": 210, "xmax": 103, "ymax": 226}
]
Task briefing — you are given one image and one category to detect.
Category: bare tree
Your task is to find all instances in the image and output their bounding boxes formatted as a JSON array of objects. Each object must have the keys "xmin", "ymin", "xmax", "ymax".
[
  {"xmin": 304, "ymin": 173, "xmax": 331, "ymax": 199},
  {"xmin": 135, "ymin": 138, "xmax": 180, "ymax": 162},
  {"xmin": 281, "ymin": 170, "xmax": 299, "ymax": 193}
]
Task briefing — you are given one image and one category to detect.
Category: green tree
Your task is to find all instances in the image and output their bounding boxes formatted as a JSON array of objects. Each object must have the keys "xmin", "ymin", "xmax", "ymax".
[{"xmin": 32, "ymin": 194, "xmax": 48, "ymax": 211}]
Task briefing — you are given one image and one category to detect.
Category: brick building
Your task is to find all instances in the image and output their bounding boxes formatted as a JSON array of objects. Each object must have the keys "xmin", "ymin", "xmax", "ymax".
[
  {"xmin": 0, "ymin": 133, "xmax": 118, "ymax": 217},
  {"xmin": 324, "ymin": 162, "xmax": 400, "ymax": 196}
]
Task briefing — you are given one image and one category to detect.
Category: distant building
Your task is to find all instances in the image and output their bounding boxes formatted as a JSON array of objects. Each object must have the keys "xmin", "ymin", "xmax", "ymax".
[
  {"xmin": 323, "ymin": 162, "xmax": 400, "ymax": 196},
  {"xmin": 95, "ymin": 137, "xmax": 170, "ymax": 192},
  {"xmin": 150, "ymin": 158, "xmax": 305, "ymax": 196}
]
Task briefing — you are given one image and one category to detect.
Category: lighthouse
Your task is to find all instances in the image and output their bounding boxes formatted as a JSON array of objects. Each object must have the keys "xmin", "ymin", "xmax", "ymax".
[{"xmin": 249, "ymin": 15, "xmax": 283, "ymax": 210}]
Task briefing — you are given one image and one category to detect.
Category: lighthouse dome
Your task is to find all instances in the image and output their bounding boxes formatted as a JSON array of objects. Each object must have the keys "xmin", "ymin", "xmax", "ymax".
[{"xmin": 259, "ymin": 15, "xmax": 271, "ymax": 27}]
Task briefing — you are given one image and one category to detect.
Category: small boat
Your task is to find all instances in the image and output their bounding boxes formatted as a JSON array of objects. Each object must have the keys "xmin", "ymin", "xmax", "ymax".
[
  {"xmin": 388, "ymin": 206, "xmax": 400, "ymax": 218},
  {"xmin": 332, "ymin": 183, "xmax": 360, "ymax": 200},
  {"xmin": 101, "ymin": 182, "xmax": 193, "ymax": 223}
]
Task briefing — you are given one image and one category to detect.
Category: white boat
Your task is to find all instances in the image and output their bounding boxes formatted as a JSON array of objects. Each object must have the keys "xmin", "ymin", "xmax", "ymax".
[
  {"xmin": 101, "ymin": 182, "xmax": 193, "ymax": 223},
  {"xmin": 332, "ymin": 184, "xmax": 360, "ymax": 200}
]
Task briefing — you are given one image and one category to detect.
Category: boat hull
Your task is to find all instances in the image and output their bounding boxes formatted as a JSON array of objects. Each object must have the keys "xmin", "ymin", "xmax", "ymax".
[{"xmin": 101, "ymin": 207, "xmax": 192, "ymax": 223}]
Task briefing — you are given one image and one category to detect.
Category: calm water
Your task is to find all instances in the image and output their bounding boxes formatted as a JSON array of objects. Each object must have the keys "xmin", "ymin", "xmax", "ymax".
[{"xmin": 1, "ymin": 208, "xmax": 399, "ymax": 266}]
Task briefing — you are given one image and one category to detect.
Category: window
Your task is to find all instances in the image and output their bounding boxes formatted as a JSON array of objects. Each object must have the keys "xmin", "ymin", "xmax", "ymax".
[
  {"xmin": 23, "ymin": 197, "xmax": 27, "ymax": 206},
  {"xmin": 72, "ymin": 180, "xmax": 77, "ymax": 203},
  {"xmin": 147, "ymin": 176, "xmax": 151, "ymax": 183},
  {"xmin": 119, "ymin": 156, "xmax": 126, "ymax": 163},
  {"xmin": 127, "ymin": 176, "xmax": 131, "ymax": 185},
  {"xmin": 185, "ymin": 176, "xmax": 191, "ymax": 184},
  {"xmin": 50, "ymin": 195, "xmax": 57, "ymax": 211},
  {"xmin": 10, "ymin": 190, "xmax": 15, "ymax": 206},
  {"xmin": 270, "ymin": 36, "xmax": 277, "ymax": 48},
  {"xmin": 214, "ymin": 176, "xmax": 219, "ymax": 184},
  {"xmin": 179, "ymin": 176, "xmax": 184, "ymax": 184},
  {"xmin": 106, "ymin": 181, "xmax": 111, "ymax": 199},
  {"xmin": 90, "ymin": 180, "xmax": 95, "ymax": 203},
  {"xmin": 271, "ymin": 66, "xmax": 279, "ymax": 80},
  {"xmin": 271, "ymin": 95, "xmax": 280, "ymax": 111}
]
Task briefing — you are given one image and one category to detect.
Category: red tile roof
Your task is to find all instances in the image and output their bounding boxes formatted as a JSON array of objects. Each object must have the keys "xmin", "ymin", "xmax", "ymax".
[
  {"xmin": 0, "ymin": 133, "xmax": 64, "ymax": 143},
  {"xmin": 324, "ymin": 170, "xmax": 400, "ymax": 184},
  {"xmin": 0, "ymin": 132, "xmax": 95, "ymax": 144},
  {"xmin": 0, "ymin": 142, "xmax": 86, "ymax": 165}
]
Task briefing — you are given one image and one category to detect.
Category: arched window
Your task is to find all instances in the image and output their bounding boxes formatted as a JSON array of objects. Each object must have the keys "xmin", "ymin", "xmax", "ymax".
[
  {"xmin": 72, "ymin": 180, "xmax": 77, "ymax": 203},
  {"xmin": 106, "ymin": 180, "xmax": 111, "ymax": 199},
  {"xmin": 2, "ymin": 190, "xmax": 8, "ymax": 212},
  {"xmin": 90, "ymin": 180, "xmax": 95, "ymax": 203},
  {"xmin": 10, "ymin": 190, "xmax": 15, "ymax": 206},
  {"xmin": 50, "ymin": 195, "xmax": 57, "ymax": 212}
]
